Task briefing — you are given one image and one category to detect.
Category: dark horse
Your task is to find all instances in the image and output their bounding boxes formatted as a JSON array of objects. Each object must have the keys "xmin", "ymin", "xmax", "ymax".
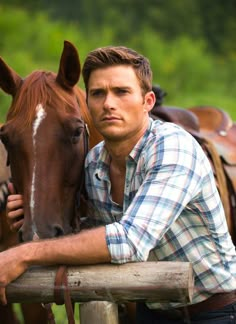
[{"xmin": 0, "ymin": 41, "xmax": 103, "ymax": 323}]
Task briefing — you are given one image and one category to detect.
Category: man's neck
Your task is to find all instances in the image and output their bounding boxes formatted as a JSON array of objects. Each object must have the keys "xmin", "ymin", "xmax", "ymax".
[
  {"xmin": 105, "ymin": 140, "xmax": 131, "ymax": 163},
  {"xmin": 105, "ymin": 124, "xmax": 149, "ymax": 164}
]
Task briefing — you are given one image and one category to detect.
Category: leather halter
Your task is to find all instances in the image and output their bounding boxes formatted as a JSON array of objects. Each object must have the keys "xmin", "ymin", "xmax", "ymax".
[{"xmin": 71, "ymin": 122, "xmax": 90, "ymax": 233}]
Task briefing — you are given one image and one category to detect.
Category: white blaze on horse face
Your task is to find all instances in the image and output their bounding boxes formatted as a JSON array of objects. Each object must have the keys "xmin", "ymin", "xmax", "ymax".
[{"xmin": 30, "ymin": 103, "xmax": 47, "ymax": 236}]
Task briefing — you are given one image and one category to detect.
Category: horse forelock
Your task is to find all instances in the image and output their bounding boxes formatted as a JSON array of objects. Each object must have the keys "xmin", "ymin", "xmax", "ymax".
[{"xmin": 6, "ymin": 71, "xmax": 83, "ymax": 128}]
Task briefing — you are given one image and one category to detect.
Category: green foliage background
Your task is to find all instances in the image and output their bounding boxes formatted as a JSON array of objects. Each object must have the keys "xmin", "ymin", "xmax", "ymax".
[
  {"xmin": 1, "ymin": 1, "xmax": 236, "ymax": 322},
  {"xmin": 14, "ymin": 303, "xmax": 80, "ymax": 323},
  {"xmin": 0, "ymin": 3, "xmax": 236, "ymax": 122}
]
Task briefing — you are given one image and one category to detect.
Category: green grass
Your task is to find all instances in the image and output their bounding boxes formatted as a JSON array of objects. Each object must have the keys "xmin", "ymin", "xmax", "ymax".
[{"xmin": 14, "ymin": 303, "xmax": 80, "ymax": 324}]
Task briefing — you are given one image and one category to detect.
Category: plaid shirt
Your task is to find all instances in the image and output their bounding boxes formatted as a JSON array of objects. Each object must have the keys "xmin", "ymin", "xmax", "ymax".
[{"xmin": 85, "ymin": 118, "xmax": 236, "ymax": 308}]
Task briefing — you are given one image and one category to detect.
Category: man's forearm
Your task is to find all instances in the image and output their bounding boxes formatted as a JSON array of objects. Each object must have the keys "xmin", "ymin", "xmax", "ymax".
[
  {"xmin": 23, "ymin": 226, "xmax": 111, "ymax": 267},
  {"xmin": 0, "ymin": 226, "xmax": 111, "ymax": 305}
]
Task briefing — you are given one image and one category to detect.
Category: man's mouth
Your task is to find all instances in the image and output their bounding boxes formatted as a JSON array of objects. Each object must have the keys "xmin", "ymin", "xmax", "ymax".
[{"xmin": 102, "ymin": 116, "xmax": 120, "ymax": 121}]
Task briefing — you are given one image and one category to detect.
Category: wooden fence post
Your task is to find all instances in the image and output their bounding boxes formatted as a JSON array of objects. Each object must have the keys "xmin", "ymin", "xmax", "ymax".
[{"xmin": 79, "ymin": 301, "xmax": 118, "ymax": 324}]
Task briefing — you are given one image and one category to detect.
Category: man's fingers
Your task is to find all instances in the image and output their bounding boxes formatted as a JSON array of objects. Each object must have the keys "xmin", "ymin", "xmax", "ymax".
[
  {"xmin": 6, "ymin": 191, "xmax": 24, "ymax": 232},
  {"xmin": 6, "ymin": 208, "xmax": 24, "ymax": 231},
  {"xmin": 7, "ymin": 200, "xmax": 24, "ymax": 213},
  {"xmin": 7, "ymin": 196, "xmax": 24, "ymax": 216}
]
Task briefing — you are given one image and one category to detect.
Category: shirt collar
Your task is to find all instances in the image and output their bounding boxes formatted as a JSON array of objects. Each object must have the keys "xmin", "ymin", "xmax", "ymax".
[
  {"xmin": 128, "ymin": 118, "xmax": 153, "ymax": 163},
  {"xmin": 95, "ymin": 118, "xmax": 154, "ymax": 179}
]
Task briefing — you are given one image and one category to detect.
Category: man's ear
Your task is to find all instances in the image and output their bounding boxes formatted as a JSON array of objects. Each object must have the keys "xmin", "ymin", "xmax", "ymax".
[{"xmin": 144, "ymin": 91, "xmax": 156, "ymax": 112}]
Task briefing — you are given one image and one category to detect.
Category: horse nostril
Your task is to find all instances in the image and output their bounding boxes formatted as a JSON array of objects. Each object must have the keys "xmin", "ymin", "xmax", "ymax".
[{"xmin": 53, "ymin": 225, "xmax": 64, "ymax": 237}]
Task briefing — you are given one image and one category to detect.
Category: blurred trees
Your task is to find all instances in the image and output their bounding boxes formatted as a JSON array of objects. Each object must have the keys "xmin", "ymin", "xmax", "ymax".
[
  {"xmin": 0, "ymin": 1, "xmax": 236, "ymax": 121},
  {"xmin": 2, "ymin": 0, "xmax": 236, "ymax": 56}
]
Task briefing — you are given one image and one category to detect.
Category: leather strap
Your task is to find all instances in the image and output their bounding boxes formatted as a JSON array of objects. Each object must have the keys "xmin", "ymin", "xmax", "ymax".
[
  {"xmin": 44, "ymin": 265, "xmax": 76, "ymax": 323},
  {"xmin": 152, "ymin": 291, "xmax": 236, "ymax": 321},
  {"xmin": 73, "ymin": 122, "xmax": 90, "ymax": 233},
  {"xmin": 177, "ymin": 290, "xmax": 236, "ymax": 317},
  {"xmin": 54, "ymin": 265, "xmax": 67, "ymax": 305},
  {"xmin": 54, "ymin": 265, "xmax": 75, "ymax": 324}
]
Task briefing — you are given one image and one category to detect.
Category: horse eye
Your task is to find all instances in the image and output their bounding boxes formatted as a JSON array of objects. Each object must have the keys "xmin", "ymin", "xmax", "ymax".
[
  {"xmin": 71, "ymin": 127, "xmax": 83, "ymax": 144},
  {"xmin": 0, "ymin": 126, "xmax": 10, "ymax": 147},
  {"xmin": 0, "ymin": 133, "xmax": 9, "ymax": 148}
]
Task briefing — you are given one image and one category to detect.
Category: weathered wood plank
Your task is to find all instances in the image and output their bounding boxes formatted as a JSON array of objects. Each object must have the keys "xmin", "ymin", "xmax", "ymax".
[{"xmin": 6, "ymin": 262, "xmax": 194, "ymax": 304}]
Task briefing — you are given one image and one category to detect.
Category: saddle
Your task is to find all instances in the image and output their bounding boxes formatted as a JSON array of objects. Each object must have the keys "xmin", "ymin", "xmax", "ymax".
[
  {"xmin": 189, "ymin": 106, "xmax": 236, "ymax": 166},
  {"xmin": 150, "ymin": 87, "xmax": 236, "ymax": 244}
]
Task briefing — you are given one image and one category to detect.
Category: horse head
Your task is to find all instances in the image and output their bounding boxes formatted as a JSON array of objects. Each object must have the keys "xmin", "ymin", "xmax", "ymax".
[{"xmin": 0, "ymin": 41, "xmax": 101, "ymax": 242}]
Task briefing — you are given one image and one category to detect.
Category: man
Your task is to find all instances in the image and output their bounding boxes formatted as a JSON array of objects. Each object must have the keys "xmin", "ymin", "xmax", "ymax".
[{"xmin": 2, "ymin": 46, "xmax": 236, "ymax": 323}]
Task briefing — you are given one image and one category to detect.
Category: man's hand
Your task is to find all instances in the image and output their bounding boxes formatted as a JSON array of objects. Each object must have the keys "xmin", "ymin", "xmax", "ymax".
[
  {"xmin": 6, "ymin": 183, "xmax": 24, "ymax": 232},
  {"xmin": 0, "ymin": 245, "xmax": 28, "ymax": 305}
]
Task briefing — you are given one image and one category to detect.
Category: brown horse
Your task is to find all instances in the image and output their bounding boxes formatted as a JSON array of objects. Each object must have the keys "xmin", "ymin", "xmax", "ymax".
[
  {"xmin": 0, "ymin": 41, "xmax": 103, "ymax": 323},
  {"xmin": 0, "ymin": 41, "xmax": 102, "ymax": 243}
]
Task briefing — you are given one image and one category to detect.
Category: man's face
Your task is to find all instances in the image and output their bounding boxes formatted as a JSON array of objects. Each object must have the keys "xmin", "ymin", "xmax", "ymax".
[{"xmin": 87, "ymin": 65, "xmax": 155, "ymax": 142}]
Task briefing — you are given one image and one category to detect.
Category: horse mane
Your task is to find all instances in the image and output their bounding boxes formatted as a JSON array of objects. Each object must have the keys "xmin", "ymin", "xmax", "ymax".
[
  {"xmin": 7, "ymin": 71, "xmax": 81, "ymax": 124},
  {"xmin": 7, "ymin": 70, "xmax": 102, "ymax": 146}
]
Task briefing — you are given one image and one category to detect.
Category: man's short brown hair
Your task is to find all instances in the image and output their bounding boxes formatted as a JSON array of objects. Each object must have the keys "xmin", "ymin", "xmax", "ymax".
[{"xmin": 82, "ymin": 46, "xmax": 153, "ymax": 95}]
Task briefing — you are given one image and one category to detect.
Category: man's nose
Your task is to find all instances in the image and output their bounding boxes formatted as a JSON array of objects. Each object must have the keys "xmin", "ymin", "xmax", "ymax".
[{"xmin": 103, "ymin": 93, "xmax": 116, "ymax": 110}]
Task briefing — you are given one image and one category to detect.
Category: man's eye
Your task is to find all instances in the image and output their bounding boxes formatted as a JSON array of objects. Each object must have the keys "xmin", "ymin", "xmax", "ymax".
[
  {"xmin": 91, "ymin": 90, "xmax": 103, "ymax": 97},
  {"xmin": 116, "ymin": 89, "xmax": 128, "ymax": 95}
]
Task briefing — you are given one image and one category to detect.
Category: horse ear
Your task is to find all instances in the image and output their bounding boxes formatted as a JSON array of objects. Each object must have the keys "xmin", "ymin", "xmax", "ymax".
[
  {"xmin": 56, "ymin": 40, "xmax": 81, "ymax": 90},
  {"xmin": 0, "ymin": 58, "xmax": 22, "ymax": 96}
]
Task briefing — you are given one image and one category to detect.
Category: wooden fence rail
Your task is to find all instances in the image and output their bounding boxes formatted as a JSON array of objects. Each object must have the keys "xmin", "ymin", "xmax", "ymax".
[{"xmin": 6, "ymin": 261, "xmax": 194, "ymax": 304}]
